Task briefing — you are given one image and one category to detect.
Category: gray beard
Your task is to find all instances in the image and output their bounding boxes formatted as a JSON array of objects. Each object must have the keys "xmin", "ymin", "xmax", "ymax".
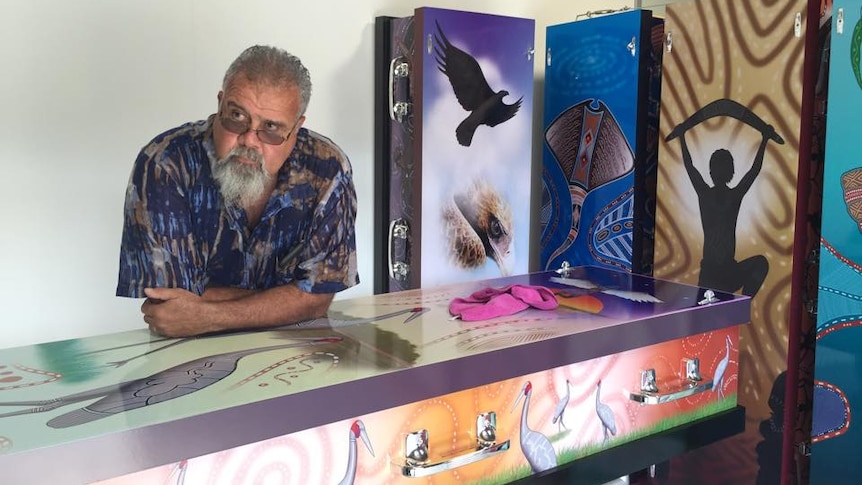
[{"xmin": 211, "ymin": 146, "xmax": 271, "ymax": 207}]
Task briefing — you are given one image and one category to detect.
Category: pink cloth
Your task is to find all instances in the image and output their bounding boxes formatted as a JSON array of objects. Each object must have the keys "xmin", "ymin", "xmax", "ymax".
[{"xmin": 448, "ymin": 284, "xmax": 559, "ymax": 321}]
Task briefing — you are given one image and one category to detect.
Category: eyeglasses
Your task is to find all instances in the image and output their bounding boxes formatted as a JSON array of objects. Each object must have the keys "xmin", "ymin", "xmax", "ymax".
[{"xmin": 218, "ymin": 108, "xmax": 298, "ymax": 146}]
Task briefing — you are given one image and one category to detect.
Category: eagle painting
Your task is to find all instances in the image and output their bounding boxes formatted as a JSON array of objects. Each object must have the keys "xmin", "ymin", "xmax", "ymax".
[
  {"xmin": 433, "ymin": 20, "xmax": 522, "ymax": 146},
  {"xmin": 442, "ymin": 179, "xmax": 515, "ymax": 276}
]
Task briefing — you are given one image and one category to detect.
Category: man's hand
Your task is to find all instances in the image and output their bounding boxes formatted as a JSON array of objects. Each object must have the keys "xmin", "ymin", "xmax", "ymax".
[
  {"xmin": 142, "ymin": 287, "xmax": 217, "ymax": 337},
  {"xmin": 140, "ymin": 285, "xmax": 335, "ymax": 338}
]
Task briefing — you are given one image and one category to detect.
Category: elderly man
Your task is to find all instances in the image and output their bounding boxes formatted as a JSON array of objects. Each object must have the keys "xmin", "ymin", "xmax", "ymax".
[{"xmin": 117, "ymin": 45, "xmax": 358, "ymax": 337}]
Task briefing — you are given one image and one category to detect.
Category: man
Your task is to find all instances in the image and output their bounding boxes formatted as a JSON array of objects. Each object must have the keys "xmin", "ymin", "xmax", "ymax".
[
  {"xmin": 678, "ymin": 126, "xmax": 772, "ymax": 297},
  {"xmin": 117, "ymin": 45, "xmax": 358, "ymax": 337}
]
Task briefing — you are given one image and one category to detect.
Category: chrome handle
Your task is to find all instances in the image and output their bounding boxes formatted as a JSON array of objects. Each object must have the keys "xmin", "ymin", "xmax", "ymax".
[
  {"xmin": 388, "ymin": 219, "xmax": 410, "ymax": 282},
  {"xmin": 685, "ymin": 358, "xmax": 703, "ymax": 382},
  {"xmin": 388, "ymin": 57, "xmax": 411, "ymax": 122},
  {"xmin": 397, "ymin": 441, "xmax": 511, "ymax": 477},
  {"xmin": 629, "ymin": 358, "xmax": 713, "ymax": 405},
  {"xmin": 397, "ymin": 412, "xmax": 510, "ymax": 478},
  {"xmin": 476, "ymin": 412, "xmax": 497, "ymax": 446}
]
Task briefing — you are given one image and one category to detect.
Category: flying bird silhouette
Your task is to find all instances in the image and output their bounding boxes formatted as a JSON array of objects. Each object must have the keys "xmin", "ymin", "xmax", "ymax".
[{"xmin": 433, "ymin": 20, "xmax": 522, "ymax": 146}]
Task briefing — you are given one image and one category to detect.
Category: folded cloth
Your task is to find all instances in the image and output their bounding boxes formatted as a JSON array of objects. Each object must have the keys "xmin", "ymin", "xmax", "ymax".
[{"xmin": 449, "ymin": 284, "xmax": 559, "ymax": 321}]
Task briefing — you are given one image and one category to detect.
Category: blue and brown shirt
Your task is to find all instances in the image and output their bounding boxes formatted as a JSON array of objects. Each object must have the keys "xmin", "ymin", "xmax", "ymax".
[{"xmin": 117, "ymin": 116, "xmax": 359, "ymax": 298}]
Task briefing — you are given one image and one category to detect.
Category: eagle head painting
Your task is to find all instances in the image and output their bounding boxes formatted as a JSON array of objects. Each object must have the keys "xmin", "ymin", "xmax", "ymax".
[
  {"xmin": 442, "ymin": 179, "xmax": 515, "ymax": 276},
  {"xmin": 433, "ymin": 20, "xmax": 522, "ymax": 147}
]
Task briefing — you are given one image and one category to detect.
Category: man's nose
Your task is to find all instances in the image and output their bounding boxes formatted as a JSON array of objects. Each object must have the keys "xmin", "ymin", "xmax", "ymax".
[{"xmin": 238, "ymin": 127, "xmax": 264, "ymax": 150}]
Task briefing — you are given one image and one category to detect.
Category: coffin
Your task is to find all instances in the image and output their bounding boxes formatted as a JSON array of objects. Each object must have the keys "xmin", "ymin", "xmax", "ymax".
[
  {"xmin": 541, "ymin": 9, "xmax": 663, "ymax": 276},
  {"xmin": 374, "ymin": 7, "xmax": 535, "ymax": 293},
  {"xmin": 0, "ymin": 267, "xmax": 749, "ymax": 484},
  {"xmin": 810, "ymin": 2, "xmax": 862, "ymax": 483}
]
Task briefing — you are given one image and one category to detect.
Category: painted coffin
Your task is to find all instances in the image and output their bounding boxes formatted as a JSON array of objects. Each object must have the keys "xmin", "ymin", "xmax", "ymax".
[
  {"xmin": 809, "ymin": 1, "xmax": 862, "ymax": 482},
  {"xmin": 654, "ymin": 0, "xmax": 822, "ymax": 483},
  {"xmin": 374, "ymin": 8, "xmax": 534, "ymax": 293},
  {"xmin": 0, "ymin": 268, "xmax": 749, "ymax": 484},
  {"xmin": 540, "ymin": 9, "xmax": 663, "ymax": 276}
]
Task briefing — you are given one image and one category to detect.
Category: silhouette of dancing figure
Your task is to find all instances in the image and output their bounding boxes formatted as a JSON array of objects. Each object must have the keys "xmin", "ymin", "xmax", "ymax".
[{"xmin": 677, "ymin": 127, "xmax": 773, "ymax": 297}]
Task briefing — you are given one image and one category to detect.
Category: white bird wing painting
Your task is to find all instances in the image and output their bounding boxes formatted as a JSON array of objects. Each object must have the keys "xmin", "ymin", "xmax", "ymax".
[
  {"xmin": 550, "ymin": 276, "xmax": 664, "ymax": 303},
  {"xmin": 548, "ymin": 276, "xmax": 598, "ymax": 289},
  {"xmin": 601, "ymin": 289, "xmax": 663, "ymax": 303}
]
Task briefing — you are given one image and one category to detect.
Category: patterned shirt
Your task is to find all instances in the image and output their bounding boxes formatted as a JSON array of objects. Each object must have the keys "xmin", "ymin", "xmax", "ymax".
[{"xmin": 116, "ymin": 116, "xmax": 359, "ymax": 298}]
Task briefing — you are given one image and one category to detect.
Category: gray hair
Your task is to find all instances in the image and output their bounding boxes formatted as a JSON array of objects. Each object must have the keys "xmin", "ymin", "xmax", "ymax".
[{"xmin": 222, "ymin": 45, "xmax": 312, "ymax": 116}]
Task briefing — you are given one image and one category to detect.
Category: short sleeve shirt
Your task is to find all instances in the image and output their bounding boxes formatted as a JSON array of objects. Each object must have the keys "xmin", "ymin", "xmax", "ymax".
[{"xmin": 116, "ymin": 116, "xmax": 359, "ymax": 297}]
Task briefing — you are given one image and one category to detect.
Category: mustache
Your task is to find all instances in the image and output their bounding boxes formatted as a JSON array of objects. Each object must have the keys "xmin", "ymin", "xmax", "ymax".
[{"xmin": 223, "ymin": 145, "xmax": 264, "ymax": 166}]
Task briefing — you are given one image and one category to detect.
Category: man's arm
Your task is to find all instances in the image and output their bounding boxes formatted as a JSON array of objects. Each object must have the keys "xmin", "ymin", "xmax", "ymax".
[
  {"xmin": 117, "ymin": 129, "xmax": 208, "ymax": 297},
  {"xmin": 737, "ymin": 126, "xmax": 773, "ymax": 194},
  {"xmin": 200, "ymin": 286, "xmax": 258, "ymax": 301},
  {"xmin": 142, "ymin": 284, "xmax": 333, "ymax": 337},
  {"xmin": 680, "ymin": 133, "xmax": 708, "ymax": 193}
]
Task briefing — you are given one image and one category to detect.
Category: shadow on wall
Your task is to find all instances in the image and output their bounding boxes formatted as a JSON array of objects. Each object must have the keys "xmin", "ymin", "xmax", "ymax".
[{"xmin": 755, "ymin": 371, "xmax": 785, "ymax": 485}]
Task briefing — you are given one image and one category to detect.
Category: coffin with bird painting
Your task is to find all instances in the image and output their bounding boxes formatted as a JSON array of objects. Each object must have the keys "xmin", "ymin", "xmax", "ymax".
[
  {"xmin": 0, "ymin": 266, "xmax": 750, "ymax": 484},
  {"xmin": 374, "ymin": 8, "xmax": 535, "ymax": 294},
  {"xmin": 540, "ymin": 9, "xmax": 663, "ymax": 276}
]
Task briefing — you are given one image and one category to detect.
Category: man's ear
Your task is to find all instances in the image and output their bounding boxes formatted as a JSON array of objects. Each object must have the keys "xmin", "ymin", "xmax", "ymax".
[{"xmin": 217, "ymin": 91, "xmax": 224, "ymax": 105}]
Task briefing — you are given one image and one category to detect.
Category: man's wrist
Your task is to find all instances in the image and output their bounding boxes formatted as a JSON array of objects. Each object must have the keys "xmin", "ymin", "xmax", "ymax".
[
  {"xmin": 201, "ymin": 286, "xmax": 259, "ymax": 302},
  {"xmin": 198, "ymin": 299, "xmax": 229, "ymax": 334}
]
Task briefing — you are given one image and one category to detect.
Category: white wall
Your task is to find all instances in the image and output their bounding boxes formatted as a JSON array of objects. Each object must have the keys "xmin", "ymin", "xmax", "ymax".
[{"xmin": 0, "ymin": 0, "xmax": 631, "ymax": 349}]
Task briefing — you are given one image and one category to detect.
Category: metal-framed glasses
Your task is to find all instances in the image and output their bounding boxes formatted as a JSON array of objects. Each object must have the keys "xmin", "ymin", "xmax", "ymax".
[{"xmin": 218, "ymin": 107, "xmax": 298, "ymax": 146}]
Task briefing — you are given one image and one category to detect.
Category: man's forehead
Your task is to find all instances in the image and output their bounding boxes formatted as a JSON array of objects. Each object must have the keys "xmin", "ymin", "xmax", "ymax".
[
  {"xmin": 222, "ymin": 77, "xmax": 300, "ymax": 119},
  {"xmin": 224, "ymin": 74, "xmax": 298, "ymax": 97}
]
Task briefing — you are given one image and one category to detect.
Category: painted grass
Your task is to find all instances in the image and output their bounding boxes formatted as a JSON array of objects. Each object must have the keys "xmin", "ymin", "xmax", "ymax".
[{"xmin": 466, "ymin": 395, "xmax": 737, "ymax": 485}]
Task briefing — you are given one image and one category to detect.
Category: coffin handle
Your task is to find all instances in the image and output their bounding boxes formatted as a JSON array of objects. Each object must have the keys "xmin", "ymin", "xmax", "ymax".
[
  {"xmin": 395, "ymin": 412, "xmax": 510, "ymax": 478},
  {"xmin": 388, "ymin": 219, "xmax": 410, "ymax": 282},
  {"xmin": 628, "ymin": 358, "xmax": 714, "ymax": 405},
  {"xmin": 389, "ymin": 57, "xmax": 411, "ymax": 122}
]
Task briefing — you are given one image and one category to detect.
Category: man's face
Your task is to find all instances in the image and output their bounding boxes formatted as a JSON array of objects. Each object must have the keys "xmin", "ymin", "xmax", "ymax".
[{"xmin": 213, "ymin": 75, "xmax": 305, "ymax": 178}]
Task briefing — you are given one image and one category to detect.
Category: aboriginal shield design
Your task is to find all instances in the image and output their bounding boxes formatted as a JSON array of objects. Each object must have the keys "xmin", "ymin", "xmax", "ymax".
[{"xmin": 540, "ymin": 10, "xmax": 662, "ymax": 274}]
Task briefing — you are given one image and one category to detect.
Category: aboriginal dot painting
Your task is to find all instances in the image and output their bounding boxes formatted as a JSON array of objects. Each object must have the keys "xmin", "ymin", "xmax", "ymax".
[
  {"xmin": 540, "ymin": 9, "xmax": 662, "ymax": 276},
  {"xmin": 809, "ymin": 1, "xmax": 862, "ymax": 483}
]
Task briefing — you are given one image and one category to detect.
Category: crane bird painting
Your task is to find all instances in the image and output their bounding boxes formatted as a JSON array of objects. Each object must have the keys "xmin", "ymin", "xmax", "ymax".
[
  {"xmin": 338, "ymin": 420, "xmax": 374, "ymax": 485},
  {"xmin": 433, "ymin": 20, "xmax": 523, "ymax": 146},
  {"xmin": 595, "ymin": 380, "xmax": 617, "ymax": 442},
  {"xmin": 713, "ymin": 335, "xmax": 732, "ymax": 399},
  {"xmin": 442, "ymin": 179, "xmax": 515, "ymax": 276},
  {"xmin": 551, "ymin": 379, "xmax": 572, "ymax": 433},
  {"xmin": 0, "ymin": 336, "xmax": 341, "ymax": 427},
  {"xmin": 511, "ymin": 381, "xmax": 558, "ymax": 473}
]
